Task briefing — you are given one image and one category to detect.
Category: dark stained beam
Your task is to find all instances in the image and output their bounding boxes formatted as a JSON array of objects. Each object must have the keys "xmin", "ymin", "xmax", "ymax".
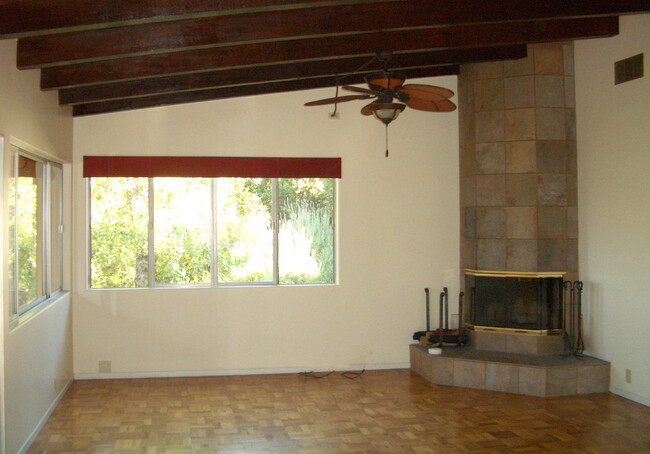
[
  {"xmin": 41, "ymin": 17, "xmax": 618, "ymax": 90},
  {"xmin": 0, "ymin": 0, "xmax": 361, "ymax": 38},
  {"xmin": 58, "ymin": 46, "xmax": 527, "ymax": 105},
  {"xmin": 17, "ymin": 0, "xmax": 648, "ymax": 68},
  {"xmin": 72, "ymin": 65, "xmax": 459, "ymax": 116},
  {"xmin": 9, "ymin": 0, "xmax": 650, "ymax": 43},
  {"xmin": 19, "ymin": 1, "xmax": 409, "ymax": 68}
]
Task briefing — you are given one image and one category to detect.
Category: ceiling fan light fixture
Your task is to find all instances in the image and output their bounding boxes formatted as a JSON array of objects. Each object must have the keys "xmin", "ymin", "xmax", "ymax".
[{"xmin": 368, "ymin": 102, "xmax": 406, "ymax": 125}]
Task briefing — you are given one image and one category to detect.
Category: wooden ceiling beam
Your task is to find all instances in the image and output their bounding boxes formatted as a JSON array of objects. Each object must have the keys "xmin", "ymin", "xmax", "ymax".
[
  {"xmin": 0, "ymin": 0, "xmax": 357, "ymax": 38},
  {"xmin": 7, "ymin": 0, "xmax": 649, "ymax": 41},
  {"xmin": 58, "ymin": 46, "xmax": 527, "ymax": 105},
  {"xmin": 71, "ymin": 65, "xmax": 459, "ymax": 116},
  {"xmin": 41, "ymin": 17, "xmax": 617, "ymax": 90},
  {"xmin": 17, "ymin": 0, "xmax": 648, "ymax": 68}
]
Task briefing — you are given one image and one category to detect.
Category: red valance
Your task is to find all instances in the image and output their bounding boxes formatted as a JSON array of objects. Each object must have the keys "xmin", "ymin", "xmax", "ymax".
[{"xmin": 83, "ymin": 156, "xmax": 341, "ymax": 179}]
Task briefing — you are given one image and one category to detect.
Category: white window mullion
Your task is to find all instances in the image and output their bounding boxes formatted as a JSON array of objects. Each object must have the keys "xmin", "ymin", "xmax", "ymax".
[
  {"xmin": 211, "ymin": 178, "xmax": 218, "ymax": 286},
  {"xmin": 51, "ymin": 164, "xmax": 64, "ymax": 293},
  {"xmin": 12, "ymin": 151, "xmax": 20, "ymax": 314},
  {"xmin": 43, "ymin": 162, "xmax": 52, "ymax": 298},
  {"xmin": 272, "ymin": 178, "xmax": 279, "ymax": 285},
  {"xmin": 86, "ymin": 178, "xmax": 93, "ymax": 289},
  {"xmin": 333, "ymin": 180, "xmax": 338, "ymax": 284},
  {"xmin": 148, "ymin": 178, "xmax": 155, "ymax": 287}
]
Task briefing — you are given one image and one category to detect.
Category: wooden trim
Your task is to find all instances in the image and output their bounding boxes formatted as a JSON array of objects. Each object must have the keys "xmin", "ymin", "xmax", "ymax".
[{"xmin": 83, "ymin": 156, "xmax": 342, "ymax": 179}]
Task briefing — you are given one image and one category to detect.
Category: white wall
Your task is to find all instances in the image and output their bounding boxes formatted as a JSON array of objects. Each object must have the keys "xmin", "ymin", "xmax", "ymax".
[
  {"xmin": 575, "ymin": 14, "xmax": 650, "ymax": 406},
  {"xmin": 72, "ymin": 76, "xmax": 460, "ymax": 377},
  {"xmin": 0, "ymin": 40, "xmax": 74, "ymax": 453}
]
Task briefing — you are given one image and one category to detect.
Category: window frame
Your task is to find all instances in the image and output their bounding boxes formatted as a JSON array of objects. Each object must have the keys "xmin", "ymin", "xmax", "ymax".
[
  {"xmin": 8, "ymin": 144, "xmax": 64, "ymax": 319},
  {"xmin": 86, "ymin": 176, "xmax": 337, "ymax": 289},
  {"xmin": 49, "ymin": 162, "xmax": 64, "ymax": 294}
]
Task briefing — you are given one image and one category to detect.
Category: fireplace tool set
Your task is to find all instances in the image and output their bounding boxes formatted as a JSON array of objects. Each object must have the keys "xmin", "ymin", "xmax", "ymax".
[
  {"xmin": 413, "ymin": 287, "xmax": 467, "ymax": 347},
  {"xmin": 563, "ymin": 280, "xmax": 585, "ymax": 355}
]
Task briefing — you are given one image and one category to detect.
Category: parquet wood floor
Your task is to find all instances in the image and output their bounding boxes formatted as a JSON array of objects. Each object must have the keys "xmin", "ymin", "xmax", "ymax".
[{"xmin": 29, "ymin": 369, "xmax": 650, "ymax": 453}]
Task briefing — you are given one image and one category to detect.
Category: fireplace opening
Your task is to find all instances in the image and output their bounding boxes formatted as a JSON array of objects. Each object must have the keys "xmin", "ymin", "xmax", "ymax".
[{"xmin": 465, "ymin": 269, "xmax": 564, "ymax": 334}]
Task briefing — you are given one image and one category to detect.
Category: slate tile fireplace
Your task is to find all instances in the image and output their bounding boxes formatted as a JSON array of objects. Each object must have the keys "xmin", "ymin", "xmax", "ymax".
[
  {"xmin": 410, "ymin": 43, "xmax": 609, "ymax": 398},
  {"xmin": 458, "ymin": 43, "xmax": 579, "ymax": 281}
]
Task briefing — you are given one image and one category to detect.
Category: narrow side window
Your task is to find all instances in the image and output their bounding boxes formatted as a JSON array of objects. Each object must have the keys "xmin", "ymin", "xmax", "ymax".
[{"xmin": 8, "ymin": 146, "xmax": 64, "ymax": 317}]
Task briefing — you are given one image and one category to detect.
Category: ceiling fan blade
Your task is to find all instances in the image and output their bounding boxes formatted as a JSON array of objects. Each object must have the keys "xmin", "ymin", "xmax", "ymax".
[
  {"xmin": 304, "ymin": 94, "xmax": 372, "ymax": 106},
  {"xmin": 406, "ymin": 98, "xmax": 457, "ymax": 112},
  {"xmin": 399, "ymin": 84, "xmax": 455, "ymax": 102},
  {"xmin": 342, "ymin": 85, "xmax": 381, "ymax": 96}
]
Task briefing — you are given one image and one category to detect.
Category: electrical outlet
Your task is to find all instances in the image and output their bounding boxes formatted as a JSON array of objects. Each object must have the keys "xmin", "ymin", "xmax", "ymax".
[
  {"xmin": 625, "ymin": 369, "xmax": 632, "ymax": 384},
  {"xmin": 99, "ymin": 360, "xmax": 112, "ymax": 374}
]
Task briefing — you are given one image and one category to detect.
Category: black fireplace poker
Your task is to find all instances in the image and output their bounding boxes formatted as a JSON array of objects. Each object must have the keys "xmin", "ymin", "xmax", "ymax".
[
  {"xmin": 576, "ymin": 281, "xmax": 585, "ymax": 353},
  {"xmin": 563, "ymin": 280, "xmax": 585, "ymax": 356},
  {"xmin": 439, "ymin": 288, "xmax": 446, "ymax": 347},
  {"xmin": 412, "ymin": 288, "xmax": 431, "ymax": 342},
  {"xmin": 425, "ymin": 287, "xmax": 430, "ymax": 332}
]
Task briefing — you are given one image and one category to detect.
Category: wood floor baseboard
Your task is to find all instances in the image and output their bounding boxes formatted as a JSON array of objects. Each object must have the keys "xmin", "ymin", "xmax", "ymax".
[{"xmin": 610, "ymin": 386, "xmax": 650, "ymax": 408}]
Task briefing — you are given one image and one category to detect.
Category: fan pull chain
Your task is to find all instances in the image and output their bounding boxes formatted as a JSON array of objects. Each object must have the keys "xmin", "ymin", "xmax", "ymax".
[{"xmin": 385, "ymin": 125, "xmax": 389, "ymax": 158}]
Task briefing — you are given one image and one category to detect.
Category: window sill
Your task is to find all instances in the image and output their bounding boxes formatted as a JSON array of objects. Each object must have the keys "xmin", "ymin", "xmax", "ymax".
[{"xmin": 9, "ymin": 291, "xmax": 70, "ymax": 332}]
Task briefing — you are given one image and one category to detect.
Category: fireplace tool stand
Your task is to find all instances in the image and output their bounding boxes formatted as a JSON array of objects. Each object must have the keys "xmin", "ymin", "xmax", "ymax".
[
  {"xmin": 563, "ymin": 280, "xmax": 585, "ymax": 356},
  {"xmin": 413, "ymin": 287, "xmax": 466, "ymax": 347}
]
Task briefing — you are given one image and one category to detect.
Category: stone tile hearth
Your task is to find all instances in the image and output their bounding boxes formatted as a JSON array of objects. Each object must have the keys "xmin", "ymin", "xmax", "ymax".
[{"xmin": 410, "ymin": 344, "xmax": 610, "ymax": 397}]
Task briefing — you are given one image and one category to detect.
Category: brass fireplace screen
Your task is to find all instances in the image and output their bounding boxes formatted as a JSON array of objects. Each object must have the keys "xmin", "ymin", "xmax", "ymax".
[{"xmin": 465, "ymin": 269, "xmax": 564, "ymax": 335}]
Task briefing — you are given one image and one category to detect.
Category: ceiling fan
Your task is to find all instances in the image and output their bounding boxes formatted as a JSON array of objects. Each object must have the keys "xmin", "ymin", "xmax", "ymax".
[{"xmin": 305, "ymin": 52, "xmax": 456, "ymax": 156}]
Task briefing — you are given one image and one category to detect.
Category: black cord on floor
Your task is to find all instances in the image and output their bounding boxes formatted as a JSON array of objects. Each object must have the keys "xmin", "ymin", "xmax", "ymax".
[
  {"xmin": 299, "ymin": 369, "xmax": 365, "ymax": 380},
  {"xmin": 299, "ymin": 371, "xmax": 334, "ymax": 379},
  {"xmin": 341, "ymin": 369, "xmax": 365, "ymax": 380}
]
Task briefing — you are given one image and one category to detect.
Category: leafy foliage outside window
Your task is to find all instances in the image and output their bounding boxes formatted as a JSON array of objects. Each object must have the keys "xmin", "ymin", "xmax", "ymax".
[
  {"xmin": 8, "ymin": 150, "xmax": 63, "ymax": 316},
  {"xmin": 9, "ymin": 170, "xmax": 44, "ymax": 308},
  {"xmin": 154, "ymin": 178, "xmax": 211, "ymax": 285},
  {"xmin": 216, "ymin": 178, "xmax": 274, "ymax": 282},
  {"xmin": 89, "ymin": 177, "xmax": 336, "ymax": 288},
  {"xmin": 90, "ymin": 177, "xmax": 148, "ymax": 288}
]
